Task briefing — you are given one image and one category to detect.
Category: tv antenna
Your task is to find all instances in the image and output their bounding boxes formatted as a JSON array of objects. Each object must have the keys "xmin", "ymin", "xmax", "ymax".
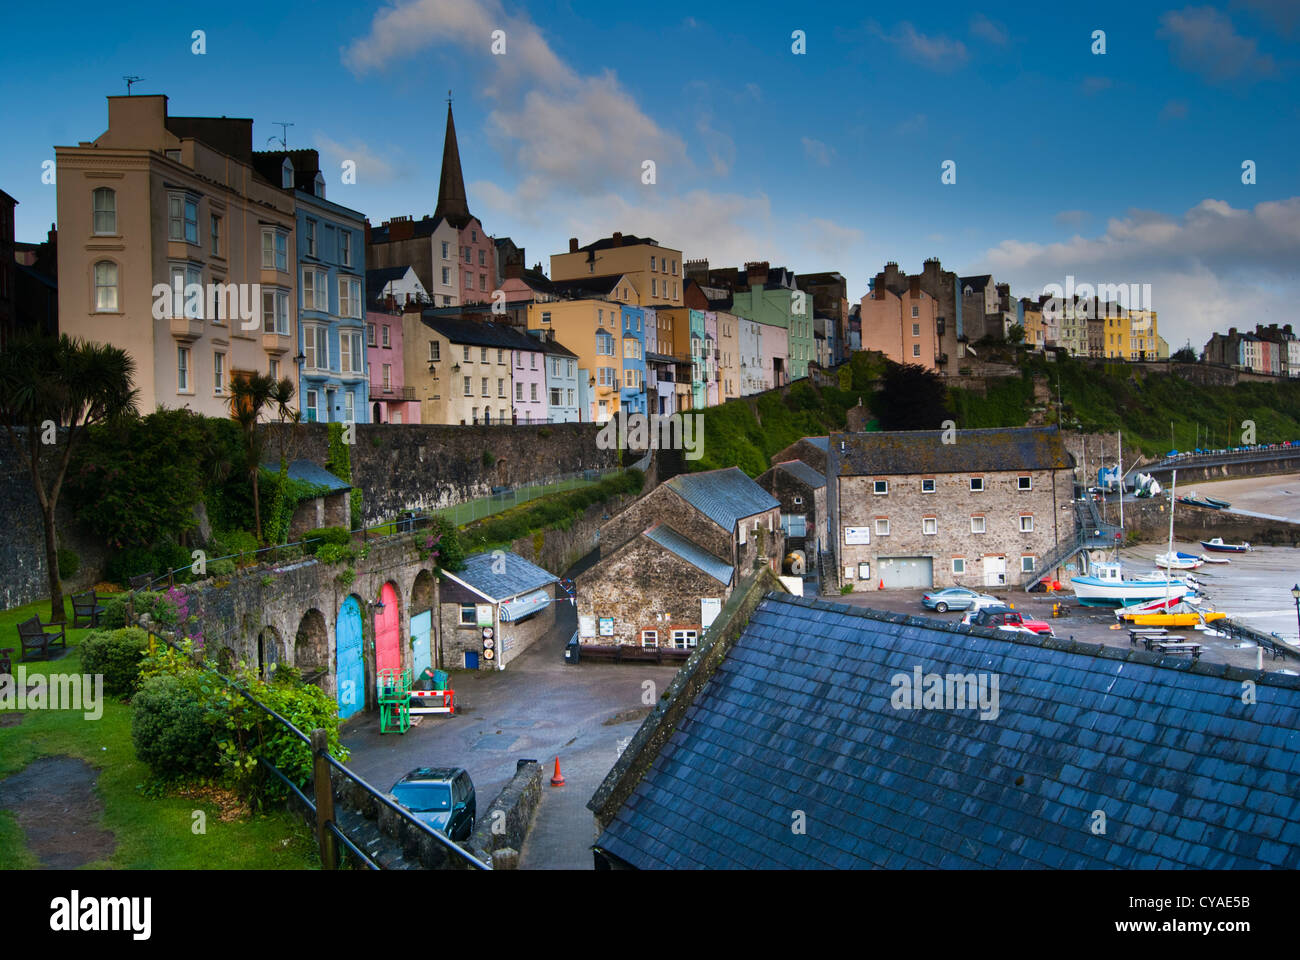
[
  {"xmin": 267, "ymin": 121, "xmax": 294, "ymax": 151},
  {"xmin": 123, "ymin": 75, "xmax": 144, "ymax": 95}
]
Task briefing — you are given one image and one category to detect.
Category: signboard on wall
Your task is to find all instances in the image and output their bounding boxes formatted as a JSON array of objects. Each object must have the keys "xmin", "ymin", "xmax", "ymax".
[
  {"xmin": 579, "ymin": 615, "xmax": 596, "ymax": 638},
  {"xmin": 701, "ymin": 598, "xmax": 722, "ymax": 629},
  {"xmin": 598, "ymin": 617, "xmax": 615, "ymax": 636},
  {"xmin": 476, "ymin": 604, "xmax": 494, "ymax": 627},
  {"xmin": 844, "ymin": 526, "xmax": 871, "ymax": 545}
]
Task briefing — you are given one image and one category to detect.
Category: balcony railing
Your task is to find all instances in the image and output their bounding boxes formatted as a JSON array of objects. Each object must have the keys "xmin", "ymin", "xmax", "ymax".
[{"xmin": 369, "ymin": 385, "xmax": 416, "ymax": 401}]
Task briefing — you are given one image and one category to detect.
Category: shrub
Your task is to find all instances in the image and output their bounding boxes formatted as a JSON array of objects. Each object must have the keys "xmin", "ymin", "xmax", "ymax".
[
  {"xmin": 315, "ymin": 543, "xmax": 356, "ymax": 565},
  {"xmin": 105, "ymin": 540, "xmax": 192, "ymax": 587},
  {"xmin": 57, "ymin": 547, "xmax": 80, "ymax": 580},
  {"xmin": 81, "ymin": 626, "xmax": 150, "ymax": 695},
  {"xmin": 131, "ymin": 590, "xmax": 179, "ymax": 626},
  {"xmin": 212, "ymin": 528, "xmax": 259, "ymax": 565},
  {"xmin": 99, "ymin": 596, "xmax": 128, "ymax": 629},
  {"xmin": 207, "ymin": 557, "xmax": 236, "ymax": 577},
  {"xmin": 840, "ymin": 584, "xmax": 854, "ymax": 595},
  {"xmin": 131, "ymin": 672, "xmax": 220, "ymax": 780},
  {"xmin": 302, "ymin": 526, "xmax": 351, "ymax": 555}
]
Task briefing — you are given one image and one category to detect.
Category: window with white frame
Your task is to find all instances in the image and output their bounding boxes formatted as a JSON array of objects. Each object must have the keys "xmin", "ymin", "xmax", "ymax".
[
  {"xmin": 952, "ymin": 558, "xmax": 966, "ymax": 574},
  {"xmin": 176, "ymin": 345, "xmax": 191, "ymax": 392},
  {"xmin": 922, "ymin": 517, "xmax": 937, "ymax": 535},
  {"xmin": 429, "ymin": 341, "xmax": 440, "ymax": 362},
  {"xmin": 441, "ymin": 267, "xmax": 451, "ymax": 285},
  {"xmin": 550, "ymin": 387, "xmax": 562, "ymax": 406},
  {"xmin": 912, "ymin": 305, "xmax": 919, "ymax": 319},
  {"xmin": 301, "ymin": 268, "xmax": 325, "ymax": 310},
  {"xmin": 339, "ymin": 230, "xmax": 352, "ymax": 267},
  {"xmin": 169, "ymin": 193, "xmax": 199, "ymax": 244},
  {"xmin": 541, "ymin": 311, "xmax": 551, "ymax": 324},
  {"xmin": 344, "ymin": 391, "xmax": 355, "ymax": 423},
  {"xmin": 1018, "ymin": 476, "xmax": 1032, "ymax": 490},
  {"xmin": 464, "ymin": 271, "xmax": 473, "ymax": 289},
  {"xmin": 515, "ymin": 382, "xmax": 523, "ymax": 401},
  {"xmin": 671, "ymin": 629, "xmax": 697, "ymax": 649},
  {"xmin": 459, "ymin": 604, "xmax": 475, "ymax": 625},
  {"xmin": 498, "ymin": 378, "xmax": 505, "ymax": 398},
  {"xmin": 339, "ymin": 278, "xmax": 361, "ymax": 319},
  {"xmin": 1019, "ymin": 515, "xmax": 1034, "ymax": 532},
  {"xmin": 463, "ymin": 376, "xmax": 472, "ymax": 396},
  {"xmin": 92, "ymin": 187, "xmax": 116, "ymax": 235},
  {"xmin": 530, "ymin": 382, "xmax": 538, "ymax": 401},
  {"xmin": 304, "ymin": 324, "xmax": 328, "ymax": 370},
  {"xmin": 382, "ymin": 363, "xmax": 392, "ymax": 390},
  {"xmin": 912, "ymin": 343, "xmax": 921, "ymax": 357},
  {"xmin": 305, "ymin": 220, "xmax": 317, "ymax": 257},
  {"xmin": 210, "ymin": 215, "xmax": 221, "ymax": 256},
  {"xmin": 598, "ymin": 367, "xmax": 616, "ymax": 387},
  {"xmin": 875, "ymin": 518, "xmax": 890, "ymax": 535},
  {"xmin": 169, "ymin": 262, "xmax": 203, "ymax": 318},
  {"xmin": 970, "ymin": 476, "xmax": 984, "ymax": 491},
  {"xmin": 339, "ymin": 331, "xmax": 362, "ymax": 375},
  {"xmin": 783, "ymin": 514, "xmax": 807, "ymax": 537},
  {"xmin": 305, "ymin": 389, "xmax": 318, "ymax": 422},
  {"xmin": 1021, "ymin": 556, "xmax": 1036, "ymax": 573},
  {"xmin": 641, "ymin": 630, "xmax": 658, "ymax": 648},
  {"xmin": 441, "ymin": 242, "xmax": 449, "ymax": 260},
  {"xmin": 261, "ymin": 289, "xmax": 289, "ymax": 335},
  {"xmin": 921, "ymin": 477, "xmax": 936, "ymax": 493},
  {"xmin": 481, "ymin": 377, "xmax": 489, "ymax": 397},
  {"xmin": 970, "ymin": 516, "xmax": 986, "ymax": 533},
  {"xmin": 873, "ymin": 479, "xmax": 888, "ymax": 495},
  {"xmin": 382, "ymin": 326, "xmax": 390, "ymax": 349}
]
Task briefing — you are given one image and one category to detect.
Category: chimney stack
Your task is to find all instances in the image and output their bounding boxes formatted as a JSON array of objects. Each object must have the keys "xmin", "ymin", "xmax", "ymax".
[
  {"xmin": 612, "ymin": 232, "xmax": 623, "ymax": 247},
  {"xmin": 505, "ymin": 260, "xmax": 522, "ymax": 280},
  {"xmin": 568, "ymin": 237, "xmax": 579, "ymax": 253}
]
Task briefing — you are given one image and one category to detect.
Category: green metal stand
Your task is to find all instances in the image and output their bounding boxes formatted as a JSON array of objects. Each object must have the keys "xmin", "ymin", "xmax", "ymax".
[{"xmin": 378, "ymin": 668, "xmax": 412, "ymax": 734}]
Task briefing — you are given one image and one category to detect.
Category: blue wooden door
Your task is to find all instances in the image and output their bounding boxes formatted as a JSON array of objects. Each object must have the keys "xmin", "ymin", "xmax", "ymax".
[
  {"xmin": 411, "ymin": 610, "xmax": 432, "ymax": 678},
  {"xmin": 336, "ymin": 595, "xmax": 365, "ymax": 719}
]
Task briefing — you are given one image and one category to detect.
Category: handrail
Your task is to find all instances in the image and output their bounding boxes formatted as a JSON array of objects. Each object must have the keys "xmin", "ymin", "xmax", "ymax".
[
  {"xmin": 326, "ymin": 821, "xmax": 382, "ymax": 871},
  {"xmin": 321, "ymin": 753, "xmax": 489, "ymax": 870}
]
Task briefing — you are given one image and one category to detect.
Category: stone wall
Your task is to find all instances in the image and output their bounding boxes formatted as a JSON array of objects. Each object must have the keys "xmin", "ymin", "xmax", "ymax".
[
  {"xmin": 575, "ymin": 536, "xmax": 730, "ymax": 647},
  {"xmin": 260, "ymin": 422, "xmax": 620, "ymax": 525},
  {"xmin": 1141, "ymin": 455, "xmax": 1300, "ymax": 486},
  {"xmin": 1121, "ymin": 499, "xmax": 1300, "ymax": 546},
  {"xmin": 756, "ymin": 467, "xmax": 827, "ymax": 561},
  {"xmin": 438, "ymin": 586, "xmax": 557, "ymax": 671},
  {"xmin": 600, "ymin": 484, "xmax": 731, "ymax": 561},
  {"xmin": 464, "ymin": 759, "xmax": 543, "ymax": 868}
]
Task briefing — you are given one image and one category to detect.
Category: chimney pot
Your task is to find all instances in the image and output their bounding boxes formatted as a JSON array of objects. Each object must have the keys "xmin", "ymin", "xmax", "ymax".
[
  {"xmin": 568, "ymin": 237, "xmax": 578, "ymax": 253},
  {"xmin": 612, "ymin": 232, "xmax": 623, "ymax": 247}
]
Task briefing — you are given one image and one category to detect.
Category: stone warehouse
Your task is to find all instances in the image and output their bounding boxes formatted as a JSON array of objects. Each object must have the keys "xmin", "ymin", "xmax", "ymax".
[
  {"xmin": 828, "ymin": 426, "xmax": 1074, "ymax": 591},
  {"xmin": 576, "ymin": 467, "xmax": 781, "ymax": 648},
  {"xmin": 438, "ymin": 551, "xmax": 560, "ymax": 670},
  {"xmin": 756, "ymin": 459, "xmax": 827, "ymax": 575}
]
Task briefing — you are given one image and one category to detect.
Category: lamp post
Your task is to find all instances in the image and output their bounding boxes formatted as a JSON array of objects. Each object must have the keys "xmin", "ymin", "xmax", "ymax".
[{"xmin": 1291, "ymin": 583, "xmax": 1300, "ymax": 642}]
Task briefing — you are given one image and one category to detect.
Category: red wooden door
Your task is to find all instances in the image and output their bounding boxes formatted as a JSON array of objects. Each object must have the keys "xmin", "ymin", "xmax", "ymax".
[{"xmin": 375, "ymin": 582, "xmax": 401, "ymax": 677}]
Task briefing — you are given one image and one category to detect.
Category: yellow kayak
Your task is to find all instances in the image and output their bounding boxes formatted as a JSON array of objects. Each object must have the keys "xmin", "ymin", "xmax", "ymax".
[{"xmin": 1120, "ymin": 611, "xmax": 1227, "ymax": 626}]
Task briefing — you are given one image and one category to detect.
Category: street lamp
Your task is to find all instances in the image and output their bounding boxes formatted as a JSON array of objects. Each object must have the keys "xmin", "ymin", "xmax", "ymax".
[{"xmin": 1291, "ymin": 584, "xmax": 1300, "ymax": 641}]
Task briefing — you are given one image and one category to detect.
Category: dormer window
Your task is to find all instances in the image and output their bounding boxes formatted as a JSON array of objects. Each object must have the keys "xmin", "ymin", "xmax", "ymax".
[
  {"xmin": 281, "ymin": 158, "xmax": 294, "ymax": 189},
  {"xmin": 314, "ymin": 173, "xmax": 325, "ymax": 198}
]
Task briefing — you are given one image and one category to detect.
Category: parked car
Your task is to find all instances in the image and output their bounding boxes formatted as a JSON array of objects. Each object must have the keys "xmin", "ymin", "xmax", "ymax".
[
  {"xmin": 390, "ymin": 767, "xmax": 476, "ymax": 841},
  {"xmin": 961, "ymin": 605, "xmax": 1055, "ymax": 637},
  {"xmin": 921, "ymin": 587, "xmax": 1000, "ymax": 613}
]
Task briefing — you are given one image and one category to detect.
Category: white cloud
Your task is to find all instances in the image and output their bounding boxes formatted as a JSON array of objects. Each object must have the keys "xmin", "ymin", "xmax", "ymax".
[
  {"xmin": 978, "ymin": 197, "xmax": 1300, "ymax": 348},
  {"xmin": 802, "ymin": 137, "xmax": 834, "ymax": 166},
  {"xmin": 969, "ymin": 14, "xmax": 1008, "ymax": 45},
  {"xmin": 1159, "ymin": 6, "xmax": 1278, "ymax": 84},
  {"xmin": 870, "ymin": 21, "xmax": 968, "ymax": 71},
  {"xmin": 1053, "ymin": 210, "xmax": 1090, "ymax": 227},
  {"xmin": 314, "ymin": 134, "xmax": 399, "ymax": 184}
]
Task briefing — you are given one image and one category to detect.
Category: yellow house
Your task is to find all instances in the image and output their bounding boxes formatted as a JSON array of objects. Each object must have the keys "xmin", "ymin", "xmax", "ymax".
[
  {"xmin": 528, "ymin": 298, "xmax": 624, "ymax": 421},
  {"xmin": 56, "ymin": 94, "xmax": 297, "ymax": 417},
  {"xmin": 1127, "ymin": 310, "xmax": 1160, "ymax": 360},
  {"xmin": 551, "ymin": 233, "xmax": 684, "ymax": 307}
]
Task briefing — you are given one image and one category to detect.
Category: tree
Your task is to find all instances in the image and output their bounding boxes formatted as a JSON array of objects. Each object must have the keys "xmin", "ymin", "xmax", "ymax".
[
  {"xmin": 227, "ymin": 372, "xmax": 296, "ymax": 543},
  {"xmin": 0, "ymin": 334, "xmax": 137, "ymax": 621},
  {"xmin": 1007, "ymin": 324, "xmax": 1025, "ymax": 346},
  {"xmin": 1172, "ymin": 343, "xmax": 1198, "ymax": 363},
  {"xmin": 872, "ymin": 362, "xmax": 949, "ymax": 430}
]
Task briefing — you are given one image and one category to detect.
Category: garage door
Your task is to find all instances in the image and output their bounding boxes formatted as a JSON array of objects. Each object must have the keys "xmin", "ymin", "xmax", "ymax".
[{"xmin": 877, "ymin": 557, "xmax": 934, "ymax": 589}]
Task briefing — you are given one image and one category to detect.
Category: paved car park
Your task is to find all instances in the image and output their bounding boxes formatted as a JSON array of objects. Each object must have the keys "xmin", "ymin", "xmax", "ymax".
[{"xmin": 340, "ymin": 598, "xmax": 679, "ymax": 869}]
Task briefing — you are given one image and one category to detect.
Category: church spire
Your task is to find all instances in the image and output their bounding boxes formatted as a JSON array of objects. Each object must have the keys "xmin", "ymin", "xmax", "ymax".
[{"xmin": 434, "ymin": 95, "xmax": 471, "ymax": 228}]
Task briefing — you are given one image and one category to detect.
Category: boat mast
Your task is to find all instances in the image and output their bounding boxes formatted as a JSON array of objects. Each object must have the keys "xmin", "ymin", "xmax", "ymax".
[
  {"xmin": 1166, "ymin": 468, "xmax": 1177, "ymax": 606},
  {"xmin": 1118, "ymin": 430, "xmax": 1123, "ymax": 534}
]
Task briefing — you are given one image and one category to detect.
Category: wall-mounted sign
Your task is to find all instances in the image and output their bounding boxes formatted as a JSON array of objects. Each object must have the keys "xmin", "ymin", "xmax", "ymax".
[
  {"xmin": 476, "ymin": 604, "xmax": 494, "ymax": 627},
  {"xmin": 579, "ymin": 615, "xmax": 596, "ymax": 639},
  {"xmin": 857, "ymin": 562, "xmax": 871, "ymax": 580},
  {"xmin": 844, "ymin": 526, "xmax": 870, "ymax": 545},
  {"xmin": 483, "ymin": 637, "xmax": 495, "ymax": 650},
  {"xmin": 483, "ymin": 647, "xmax": 495, "ymax": 661},
  {"xmin": 482, "ymin": 626, "xmax": 494, "ymax": 641},
  {"xmin": 701, "ymin": 598, "xmax": 722, "ymax": 629},
  {"xmin": 598, "ymin": 617, "xmax": 614, "ymax": 636}
]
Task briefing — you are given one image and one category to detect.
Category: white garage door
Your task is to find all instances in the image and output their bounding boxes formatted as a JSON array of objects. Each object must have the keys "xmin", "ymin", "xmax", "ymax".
[{"xmin": 877, "ymin": 557, "xmax": 934, "ymax": 589}]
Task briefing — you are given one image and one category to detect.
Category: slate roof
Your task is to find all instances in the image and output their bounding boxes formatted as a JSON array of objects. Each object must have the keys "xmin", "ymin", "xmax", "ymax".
[
  {"xmin": 418, "ymin": 314, "xmax": 544, "ymax": 353},
  {"xmin": 803, "ymin": 436, "xmax": 829, "ymax": 451},
  {"xmin": 834, "ymin": 426, "xmax": 1070, "ymax": 476},
  {"xmin": 369, "ymin": 216, "xmax": 446, "ymax": 243},
  {"xmin": 643, "ymin": 525, "xmax": 733, "ymax": 585},
  {"xmin": 550, "ymin": 275, "xmax": 630, "ymax": 300},
  {"xmin": 450, "ymin": 551, "xmax": 558, "ymax": 602},
  {"xmin": 595, "ymin": 593, "xmax": 1300, "ymax": 870},
  {"xmin": 775, "ymin": 459, "xmax": 826, "ymax": 489},
  {"xmin": 366, "ymin": 265, "xmax": 413, "ymax": 287},
  {"xmin": 665, "ymin": 467, "xmax": 779, "ymax": 531},
  {"xmin": 258, "ymin": 459, "xmax": 350, "ymax": 493},
  {"xmin": 576, "ymin": 234, "xmax": 660, "ymax": 253}
]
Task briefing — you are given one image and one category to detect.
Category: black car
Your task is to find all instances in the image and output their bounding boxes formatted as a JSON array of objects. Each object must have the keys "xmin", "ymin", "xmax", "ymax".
[{"xmin": 390, "ymin": 767, "xmax": 476, "ymax": 841}]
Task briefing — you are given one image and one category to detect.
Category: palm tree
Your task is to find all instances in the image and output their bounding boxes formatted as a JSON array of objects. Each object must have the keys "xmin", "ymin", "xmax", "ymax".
[
  {"xmin": 0, "ymin": 334, "xmax": 137, "ymax": 622},
  {"xmin": 227, "ymin": 371, "xmax": 296, "ymax": 543}
]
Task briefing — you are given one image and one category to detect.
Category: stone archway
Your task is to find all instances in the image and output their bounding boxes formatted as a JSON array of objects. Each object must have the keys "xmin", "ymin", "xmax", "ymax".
[
  {"xmin": 295, "ymin": 608, "xmax": 328, "ymax": 689},
  {"xmin": 374, "ymin": 581, "xmax": 402, "ymax": 678},
  {"xmin": 257, "ymin": 625, "xmax": 283, "ymax": 680}
]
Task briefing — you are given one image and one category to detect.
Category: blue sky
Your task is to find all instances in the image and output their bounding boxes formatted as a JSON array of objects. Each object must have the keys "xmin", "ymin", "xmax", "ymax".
[{"xmin": 2, "ymin": 0, "xmax": 1297, "ymax": 348}]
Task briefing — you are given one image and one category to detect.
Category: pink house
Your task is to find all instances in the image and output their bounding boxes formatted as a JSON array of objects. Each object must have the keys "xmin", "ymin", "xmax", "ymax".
[
  {"xmin": 704, "ymin": 311, "xmax": 719, "ymax": 406},
  {"xmin": 511, "ymin": 339, "xmax": 548, "ymax": 423},
  {"xmin": 366, "ymin": 305, "xmax": 420, "ymax": 423}
]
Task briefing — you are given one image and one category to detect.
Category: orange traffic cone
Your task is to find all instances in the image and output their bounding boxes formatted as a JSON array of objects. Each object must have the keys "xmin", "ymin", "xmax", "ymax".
[
  {"xmin": 878, "ymin": 579, "xmax": 884, "ymax": 590},
  {"xmin": 550, "ymin": 756, "xmax": 566, "ymax": 787}
]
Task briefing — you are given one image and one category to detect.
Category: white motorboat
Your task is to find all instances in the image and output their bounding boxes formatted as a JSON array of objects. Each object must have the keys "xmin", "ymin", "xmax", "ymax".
[
  {"xmin": 1155, "ymin": 551, "xmax": 1204, "ymax": 570},
  {"xmin": 1071, "ymin": 561, "xmax": 1192, "ymax": 607}
]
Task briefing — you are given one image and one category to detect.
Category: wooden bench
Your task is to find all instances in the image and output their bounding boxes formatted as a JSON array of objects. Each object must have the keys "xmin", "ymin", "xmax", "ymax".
[
  {"xmin": 1141, "ymin": 633, "xmax": 1187, "ymax": 651},
  {"xmin": 71, "ymin": 590, "xmax": 106, "ymax": 628},
  {"xmin": 1129, "ymin": 628, "xmax": 1173, "ymax": 646},
  {"xmin": 17, "ymin": 616, "xmax": 67, "ymax": 662},
  {"xmin": 578, "ymin": 643, "xmax": 693, "ymax": 664},
  {"xmin": 1151, "ymin": 639, "xmax": 1202, "ymax": 661}
]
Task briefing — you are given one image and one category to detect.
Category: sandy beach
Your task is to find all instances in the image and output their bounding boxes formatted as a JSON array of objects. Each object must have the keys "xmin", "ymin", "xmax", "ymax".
[{"xmin": 1175, "ymin": 472, "xmax": 1300, "ymax": 522}]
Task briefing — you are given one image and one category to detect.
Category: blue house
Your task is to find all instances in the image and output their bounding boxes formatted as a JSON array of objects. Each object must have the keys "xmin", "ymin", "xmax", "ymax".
[
  {"xmin": 528, "ymin": 329, "xmax": 580, "ymax": 423},
  {"xmin": 253, "ymin": 149, "xmax": 368, "ymax": 423},
  {"xmin": 620, "ymin": 304, "xmax": 647, "ymax": 416}
]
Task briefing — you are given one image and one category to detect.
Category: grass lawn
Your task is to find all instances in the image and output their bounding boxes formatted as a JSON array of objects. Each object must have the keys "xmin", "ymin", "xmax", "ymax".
[{"xmin": 0, "ymin": 595, "xmax": 318, "ymax": 870}]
